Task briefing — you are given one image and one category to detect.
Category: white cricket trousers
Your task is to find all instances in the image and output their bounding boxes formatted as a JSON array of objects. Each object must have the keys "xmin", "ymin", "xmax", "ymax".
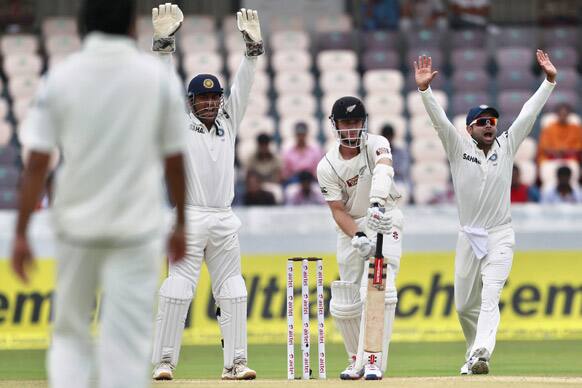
[
  {"xmin": 169, "ymin": 206, "xmax": 242, "ymax": 296},
  {"xmin": 454, "ymin": 225, "xmax": 514, "ymax": 360},
  {"xmin": 48, "ymin": 238, "xmax": 163, "ymax": 388}
]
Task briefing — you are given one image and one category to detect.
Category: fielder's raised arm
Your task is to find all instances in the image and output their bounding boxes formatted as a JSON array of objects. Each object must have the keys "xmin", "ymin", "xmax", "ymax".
[
  {"xmin": 415, "ymin": 56, "xmax": 464, "ymax": 156},
  {"xmin": 504, "ymin": 50, "xmax": 556, "ymax": 155}
]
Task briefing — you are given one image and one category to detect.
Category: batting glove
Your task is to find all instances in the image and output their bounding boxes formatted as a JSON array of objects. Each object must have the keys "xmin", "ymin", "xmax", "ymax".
[
  {"xmin": 237, "ymin": 8, "xmax": 264, "ymax": 57},
  {"xmin": 152, "ymin": 3, "xmax": 183, "ymax": 53},
  {"xmin": 351, "ymin": 232, "xmax": 375, "ymax": 259},
  {"xmin": 367, "ymin": 207, "xmax": 392, "ymax": 235}
]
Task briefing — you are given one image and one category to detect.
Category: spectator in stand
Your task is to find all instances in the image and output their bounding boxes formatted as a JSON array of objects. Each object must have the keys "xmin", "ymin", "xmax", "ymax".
[
  {"xmin": 360, "ymin": 0, "xmax": 400, "ymax": 30},
  {"xmin": 247, "ymin": 133, "xmax": 282, "ymax": 184},
  {"xmin": 244, "ymin": 170, "xmax": 276, "ymax": 206},
  {"xmin": 448, "ymin": 0, "xmax": 491, "ymax": 29},
  {"xmin": 510, "ymin": 165, "xmax": 539, "ymax": 203},
  {"xmin": 400, "ymin": 0, "xmax": 447, "ymax": 30},
  {"xmin": 285, "ymin": 170, "xmax": 326, "ymax": 205},
  {"xmin": 541, "ymin": 166, "xmax": 582, "ymax": 203},
  {"xmin": 282, "ymin": 121, "xmax": 323, "ymax": 183},
  {"xmin": 537, "ymin": 103, "xmax": 582, "ymax": 164},
  {"xmin": 381, "ymin": 124, "xmax": 411, "ymax": 186}
]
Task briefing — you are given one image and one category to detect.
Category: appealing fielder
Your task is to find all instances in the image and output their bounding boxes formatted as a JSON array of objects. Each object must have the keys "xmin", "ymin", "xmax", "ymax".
[
  {"xmin": 415, "ymin": 50, "xmax": 557, "ymax": 375},
  {"xmin": 149, "ymin": 3, "xmax": 263, "ymax": 381},
  {"xmin": 11, "ymin": 1, "xmax": 188, "ymax": 387},
  {"xmin": 317, "ymin": 96, "xmax": 403, "ymax": 380}
]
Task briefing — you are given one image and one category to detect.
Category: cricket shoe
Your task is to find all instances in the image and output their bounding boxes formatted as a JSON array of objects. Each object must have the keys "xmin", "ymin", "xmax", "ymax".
[
  {"xmin": 152, "ymin": 362, "xmax": 174, "ymax": 380},
  {"xmin": 460, "ymin": 360, "xmax": 473, "ymax": 375},
  {"xmin": 221, "ymin": 358, "xmax": 257, "ymax": 380},
  {"xmin": 363, "ymin": 362, "xmax": 383, "ymax": 380},
  {"xmin": 339, "ymin": 356, "xmax": 363, "ymax": 380},
  {"xmin": 469, "ymin": 348, "xmax": 490, "ymax": 375}
]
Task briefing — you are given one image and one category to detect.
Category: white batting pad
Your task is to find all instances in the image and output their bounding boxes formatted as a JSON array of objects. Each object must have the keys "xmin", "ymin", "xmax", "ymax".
[
  {"xmin": 330, "ymin": 281, "xmax": 363, "ymax": 356},
  {"xmin": 381, "ymin": 285, "xmax": 397, "ymax": 372},
  {"xmin": 151, "ymin": 276, "xmax": 193, "ymax": 366},
  {"xmin": 215, "ymin": 275, "xmax": 248, "ymax": 368}
]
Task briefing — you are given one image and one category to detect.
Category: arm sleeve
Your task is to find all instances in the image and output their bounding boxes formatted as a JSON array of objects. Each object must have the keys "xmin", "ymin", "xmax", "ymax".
[
  {"xmin": 159, "ymin": 69, "xmax": 188, "ymax": 156},
  {"xmin": 505, "ymin": 79, "xmax": 556, "ymax": 156},
  {"xmin": 316, "ymin": 159, "xmax": 343, "ymax": 202},
  {"xmin": 419, "ymin": 86, "xmax": 464, "ymax": 156},
  {"xmin": 19, "ymin": 76, "xmax": 58, "ymax": 153},
  {"xmin": 224, "ymin": 56, "xmax": 257, "ymax": 133}
]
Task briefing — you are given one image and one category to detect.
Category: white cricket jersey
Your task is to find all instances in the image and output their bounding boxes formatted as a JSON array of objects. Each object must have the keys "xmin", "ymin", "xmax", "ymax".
[
  {"xmin": 317, "ymin": 134, "xmax": 400, "ymax": 219},
  {"xmin": 420, "ymin": 79, "xmax": 555, "ymax": 228},
  {"xmin": 20, "ymin": 33, "xmax": 187, "ymax": 243},
  {"xmin": 170, "ymin": 55, "xmax": 256, "ymax": 208}
]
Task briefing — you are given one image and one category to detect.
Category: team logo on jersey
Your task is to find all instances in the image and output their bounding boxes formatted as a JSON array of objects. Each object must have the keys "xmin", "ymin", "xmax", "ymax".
[
  {"xmin": 346, "ymin": 175, "xmax": 359, "ymax": 187},
  {"xmin": 216, "ymin": 127, "xmax": 224, "ymax": 137},
  {"xmin": 203, "ymin": 79, "xmax": 214, "ymax": 88},
  {"xmin": 376, "ymin": 147, "xmax": 390, "ymax": 156},
  {"xmin": 346, "ymin": 104, "xmax": 356, "ymax": 113},
  {"xmin": 392, "ymin": 231, "xmax": 399, "ymax": 241},
  {"xmin": 490, "ymin": 153, "xmax": 498, "ymax": 161}
]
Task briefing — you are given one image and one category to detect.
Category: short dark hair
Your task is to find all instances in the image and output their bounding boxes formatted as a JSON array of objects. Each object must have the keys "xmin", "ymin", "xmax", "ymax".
[
  {"xmin": 381, "ymin": 124, "xmax": 394, "ymax": 139},
  {"xmin": 557, "ymin": 166, "xmax": 572, "ymax": 178},
  {"xmin": 257, "ymin": 133, "xmax": 272, "ymax": 144},
  {"xmin": 298, "ymin": 170, "xmax": 314, "ymax": 183},
  {"xmin": 78, "ymin": 0, "xmax": 136, "ymax": 37}
]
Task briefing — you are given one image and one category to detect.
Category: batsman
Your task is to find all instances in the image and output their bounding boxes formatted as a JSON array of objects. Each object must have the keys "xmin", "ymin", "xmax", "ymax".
[{"xmin": 317, "ymin": 96, "xmax": 404, "ymax": 380}]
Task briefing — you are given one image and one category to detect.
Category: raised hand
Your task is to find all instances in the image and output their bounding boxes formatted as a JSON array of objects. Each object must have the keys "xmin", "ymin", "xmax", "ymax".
[
  {"xmin": 414, "ymin": 55, "xmax": 438, "ymax": 91},
  {"xmin": 152, "ymin": 3, "xmax": 183, "ymax": 53},
  {"xmin": 152, "ymin": 3, "xmax": 183, "ymax": 38},
  {"xmin": 536, "ymin": 49, "xmax": 557, "ymax": 83},
  {"xmin": 237, "ymin": 8, "xmax": 264, "ymax": 57}
]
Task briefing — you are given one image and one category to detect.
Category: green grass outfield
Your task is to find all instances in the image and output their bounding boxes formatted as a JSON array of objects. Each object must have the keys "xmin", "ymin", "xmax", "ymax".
[{"xmin": 1, "ymin": 340, "xmax": 581, "ymax": 386}]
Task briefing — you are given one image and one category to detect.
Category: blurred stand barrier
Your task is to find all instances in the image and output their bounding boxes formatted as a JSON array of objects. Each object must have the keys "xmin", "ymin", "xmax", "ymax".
[{"xmin": 1, "ymin": 205, "xmax": 581, "ymax": 349}]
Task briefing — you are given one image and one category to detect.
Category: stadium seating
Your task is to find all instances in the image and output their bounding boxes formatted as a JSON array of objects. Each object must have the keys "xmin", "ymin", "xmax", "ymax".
[{"xmin": 1, "ymin": 8, "xmax": 581, "ymax": 209}]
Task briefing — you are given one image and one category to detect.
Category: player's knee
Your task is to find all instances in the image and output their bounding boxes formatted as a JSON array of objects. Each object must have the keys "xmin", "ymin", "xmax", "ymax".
[
  {"xmin": 159, "ymin": 275, "xmax": 194, "ymax": 302},
  {"xmin": 216, "ymin": 275, "xmax": 247, "ymax": 301},
  {"xmin": 330, "ymin": 281, "xmax": 362, "ymax": 320}
]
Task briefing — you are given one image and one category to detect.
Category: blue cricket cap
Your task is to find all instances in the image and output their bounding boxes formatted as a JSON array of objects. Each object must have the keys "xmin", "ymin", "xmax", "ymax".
[
  {"xmin": 466, "ymin": 105, "xmax": 499, "ymax": 125},
  {"xmin": 187, "ymin": 74, "xmax": 223, "ymax": 97}
]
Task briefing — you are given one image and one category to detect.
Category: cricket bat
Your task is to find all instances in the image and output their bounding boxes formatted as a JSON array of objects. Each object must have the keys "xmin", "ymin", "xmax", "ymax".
[{"xmin": 363, "ymin": 206, "xmax": 386, "ymax": 368}]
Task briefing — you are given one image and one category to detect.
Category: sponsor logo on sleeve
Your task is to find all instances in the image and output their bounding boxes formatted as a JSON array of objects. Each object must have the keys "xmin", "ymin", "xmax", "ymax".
[
  {"xmin": 376, "ymin": 147, "xmax": 391, "ymax": 156},
  {"xmin": 320, "ymin": 186, "xmax": 328, "ymax": 194}
]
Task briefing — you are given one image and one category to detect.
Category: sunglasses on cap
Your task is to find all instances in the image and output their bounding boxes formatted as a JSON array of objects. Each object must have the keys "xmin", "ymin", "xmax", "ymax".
[{"xmin": 469, "ymin": 117, "xmax": 497, "ymax": 127}]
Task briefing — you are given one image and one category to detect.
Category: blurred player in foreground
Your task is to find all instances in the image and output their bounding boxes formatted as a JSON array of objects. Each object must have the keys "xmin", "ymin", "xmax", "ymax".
[
  {"xmin": 415, "ymin": 50, "xmax": 556, "ymax": 375},
  {"xmin": 317, "ymin": 96, "xmax": 404, "ymax": 380},
  {"xmin": 10, "ymin": 1, "xmax": 188, "ymax": 387},
  {"xmin": 149, "ymin": 3, "xmax": 263, "ymax": 381}
]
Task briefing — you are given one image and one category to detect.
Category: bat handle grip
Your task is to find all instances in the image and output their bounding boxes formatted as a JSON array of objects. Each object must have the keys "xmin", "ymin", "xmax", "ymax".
[{"xmin": 371, "ymin": 202, "xmax": 384, "ymax": 258}]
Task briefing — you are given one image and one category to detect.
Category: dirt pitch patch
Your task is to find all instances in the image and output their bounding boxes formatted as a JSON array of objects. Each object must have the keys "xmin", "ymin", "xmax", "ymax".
[{"xmin": 3, "ymin": 376, "xmax": 582, "ymax": 388}]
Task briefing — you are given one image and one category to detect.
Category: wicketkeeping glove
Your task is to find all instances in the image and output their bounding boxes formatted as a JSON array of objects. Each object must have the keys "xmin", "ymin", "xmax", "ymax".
[
  {"xmin": 367, "ymin": 207, "xmax": 392, "ymax": 235},
  {"xmin": 237, "ymin": 8, "xmax": 264, "ymax": 57},
  {"xmin": 152, "ymin": 3, "xmax": 183, "ymax": 53},
  {"xmin": 351, "ymin": 232, "xmax": 375, "ymax": 259}
]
